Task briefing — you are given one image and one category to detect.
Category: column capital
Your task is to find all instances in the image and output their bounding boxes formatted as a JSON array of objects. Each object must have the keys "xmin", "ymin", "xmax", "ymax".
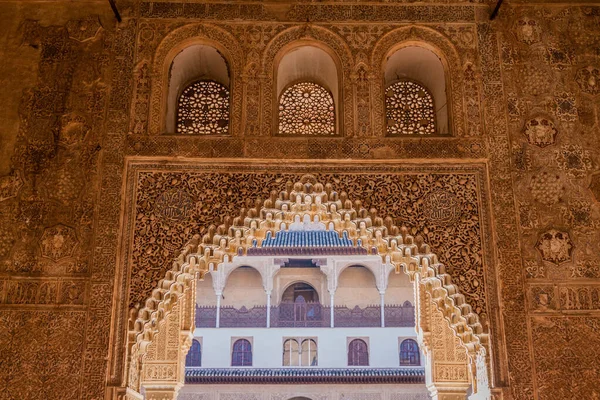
[
  {"xmin": 428, "ymin": 383, "xmax": 471, "ymax": 400},
  {"xmin": 143, "ymin": 385, "xmax": 181, "ymax": 400}
]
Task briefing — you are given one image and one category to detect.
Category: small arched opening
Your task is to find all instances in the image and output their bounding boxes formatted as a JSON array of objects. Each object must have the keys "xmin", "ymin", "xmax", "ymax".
[
  {"xmin": 336, "ymin": 265, "xmax": 379, "ymax": 309},
  {"xmin": 384, "ymin": 45, "xmax": 449, "ymax": 135},
  {"xmin": 166, "ymin": 44, "xmax": 231, "ymax": 134},
  {"xmin": 278, "ymin": 282, "xmax": 321, "ymax": 327},
  {"xmin": 275, "ymin": 44, "xmax": 341, "ymax": 136}
]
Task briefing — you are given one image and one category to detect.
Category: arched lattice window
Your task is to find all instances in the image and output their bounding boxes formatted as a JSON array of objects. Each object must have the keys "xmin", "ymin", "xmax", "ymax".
[
  {"xmin": 385, "ymin": 80, "xmax": 436, "ymax": 135},
  {"xmin": 400, "ymin": 339, "xmax": 420, "ymax": 366},
  {"xmin": 176, "ymin": 80, "xmax": 229, "ymax": 135},
  {"xmin": 232, "ymin": 339, "xmax": 252, "ymax": 366},
  {"xmin": 348, "ymin": 339, "xmax": 369, "ymax": 366},
  {"xmin": 278, "ymin": 82, "xmax": 335, "ymax": 136},
  {"xmin": 185, "ymin": 339, "xmax": 202, "ymax": 367}
]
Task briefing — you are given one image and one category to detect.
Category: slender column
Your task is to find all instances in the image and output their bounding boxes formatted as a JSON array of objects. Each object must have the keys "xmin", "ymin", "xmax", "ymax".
[
  {"xmin": 266, "ymin": 290, "xmax": 271, "ymax": 328},
  {"xmin": 380, "ymin": 291, "xmax": 385, "ymax": 328},
  {"xmin": 330, "ymin": 292, "xmax": 335, "ymax": 328},
  {"xmin": 216, "ymin": 292, "xmax": 222, "ymax": 328}
]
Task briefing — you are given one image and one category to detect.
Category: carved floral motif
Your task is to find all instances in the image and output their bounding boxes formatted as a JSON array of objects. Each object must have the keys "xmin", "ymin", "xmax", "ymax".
[
  {"xmin": 536, "ymin": 229, "xmax": 573, "ymax": 265},
  {"xmin": 40, "ymin": 224, "xmax": 79, "ymax": 262},
  {"xmin": 0, "ymin": 171, "xmax": 23, "ymax": 202},
  {"xmin": 65, "ymin": 16, "xmax": 102, "ymax": 42},
  {"xmin": 552, "ymin": 92, "xmax": 578, "ymax": 122},
  {"xmin": 575, "ymin": 66, "xmax": 600, "ymax": 95},
  {"xmin": 555, "ymin": 144, "xmax": 593, "ymax": 178},
  {"xmin": 514, "ymin": 17, "xmax": 542, "ymax": 45},
  {"xmin": 523, "ymin": 116, "xmax": 558, "ymax": 148}
]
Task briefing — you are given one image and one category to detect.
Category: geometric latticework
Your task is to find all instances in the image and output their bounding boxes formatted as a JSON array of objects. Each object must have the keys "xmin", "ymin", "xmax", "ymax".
[
  {"xmin": 278, "ymin": 82, "xmax": 335, "ymax": 136},
  {"xmin": 231, "ymin": 339, "xmax": 252, "ymax": 366},
  {"xmin": 186, "ymin": 339, "xmax": 202, "ymax": 367},
  {"xmin": 386, "ymin": 80, "xmax": 435, "ymax": 135},
  {"xmin": 176, "ymin": 80, "xmax": 230, "ymax": 135},
  {"xmin": 399, "ymin": 339, "xmax": 420, "ymax": 366},
  {"xmin": 348, "ymin": 339, "xmax": 369, "ymax": 366}
]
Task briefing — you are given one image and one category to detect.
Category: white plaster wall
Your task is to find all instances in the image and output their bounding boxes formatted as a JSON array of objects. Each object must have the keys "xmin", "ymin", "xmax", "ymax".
[
  {"xmin": 222, "ymin": 267, "xmax": 266, "ymax": 308},
  {"xmin": 335, "ymin": 266, "xmax": 380, "ymax": 308},
  {"xmin": 385, "ymin": 270, "xmax": 413, "ymax": 306},
  {"xmin": 194, "ymin": 327, "xmax": 422, "ymax": 369},
  {"xmin": 178, "ymin": 383, "xmax": 430, "ymax": 400}
]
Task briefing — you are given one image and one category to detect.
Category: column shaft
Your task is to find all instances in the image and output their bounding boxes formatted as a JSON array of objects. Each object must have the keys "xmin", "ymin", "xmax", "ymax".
[
  {"xmin": 216, "ymin": 293, "xmax": 221, "ymax": 328},
  {"xmin": 330, "ymin": 292, "xmax": 335, "ymax": 328},
  {"xmin": 380, "ymin": 292, "xmax": 385, "ymax": 327},
  {"xmin": 266, "ymin": 291, "xmax": 271, "ymax": 328}
]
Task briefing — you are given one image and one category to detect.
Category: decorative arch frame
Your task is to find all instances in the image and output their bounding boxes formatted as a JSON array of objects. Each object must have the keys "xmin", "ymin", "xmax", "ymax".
[
  {"xmin": 123, "ymin": 175, "xmax": 492, "ymax": 400},
  {"xmin": 147, "ymin": 23, "xmax": 244, "ymax": 136},
  {"xmin": 371, "ymin": 26, "xmax": 465, "ymax": 137},
  {"xmin": 261, "ymin": 25, "xmax": 355, "ymax": 137}
]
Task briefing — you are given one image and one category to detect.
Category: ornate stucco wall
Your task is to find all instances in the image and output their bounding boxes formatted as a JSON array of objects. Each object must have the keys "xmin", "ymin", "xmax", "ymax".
[{"xmin": 0, "ymin": 1, "xmax": 598, "ymax": 399}]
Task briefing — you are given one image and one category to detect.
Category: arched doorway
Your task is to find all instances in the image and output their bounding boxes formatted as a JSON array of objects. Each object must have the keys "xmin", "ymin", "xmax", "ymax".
[{"xmin": 123, "ymin": 176, "xmax": 492, "ymax": 400}]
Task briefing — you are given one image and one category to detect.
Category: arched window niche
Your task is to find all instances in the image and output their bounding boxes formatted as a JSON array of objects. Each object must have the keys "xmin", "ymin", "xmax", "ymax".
[
  {"xmin": 384, "ymin": 45, "xmax": 450, "ymax": 136},
  {"xmin": 275, "ymin": 43, "xmax": 342, "ymax": 136},
  {"xmin": 166, "ymin": 44, "xmax": 231, "ymax": 135}
]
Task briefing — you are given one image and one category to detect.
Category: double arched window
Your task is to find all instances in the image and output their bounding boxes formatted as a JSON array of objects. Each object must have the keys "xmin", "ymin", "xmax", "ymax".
[
  {"xmin": 283, "ymin": 338, "xmax": 318, "ymax": 366},
  {"xmin": 399, "ymin": 339, "xmax": 421, "ymax": 366},
  {"xmin": 232, "ymin": 339, "xmax": 252, "ymax": 366},
  {"xmin": 185, "ymin": 339, "xmax": 202, "ymax": 367},
  {"xmin": 348, "ymin": 339, "xmax": 369, "ymax": 366}
]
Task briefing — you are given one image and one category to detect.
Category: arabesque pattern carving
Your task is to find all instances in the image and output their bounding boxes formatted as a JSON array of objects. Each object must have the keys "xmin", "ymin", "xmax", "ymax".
[
  {"xmin": 2, "ymin": 2, "xmax": 599, "ymax": 399},
  {"xmin": 126, "ymin": 174, "xmax": 489, "ymax": 399},
  {"xmin": 128, "ymin": 166, "xmax": 488, "ymax": 320}
]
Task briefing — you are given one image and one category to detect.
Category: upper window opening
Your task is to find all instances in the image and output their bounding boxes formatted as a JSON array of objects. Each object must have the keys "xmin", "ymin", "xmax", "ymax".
[
  {"xmin": 232, "ymin": 339, "xmax": 252, "ymax": 366},
  {"xmin": 386, "ymin": 80, "xmax": 435, "ymax": 135},
  {"xmin": 278, "ymin": 82, "xmax": 335, "ymax": 136},
  {"xmin": 281, "ymin": 282, "xmax": 319, "ymax": 303},
  {"xmin": 177, "ymin": 80, "xmax": 229, "ymax": 135},
  {"xmin": 185, "ymin": 339, "xmax": 202, "ymax": 367},
  {"xmin": 348, "ymin": 339, "xmax": 369, "ymax": 366},
  {"xmin": 283, "ymin": 338, "xmax": 318, "ymax": 366},
  {"xmin": 276, "ymin": 45, "xmax": 340, "ymax": 136},
  {"xmin": 167, "ymin": 44, "xmax": 230, "ymax": 134},
  {"xmin": 399, "ymin": 338, "xmax": 421, "ymax": 366},
  {"xmin": 384, "ymin": 45, "xmax": 448, "ymax": 135}
]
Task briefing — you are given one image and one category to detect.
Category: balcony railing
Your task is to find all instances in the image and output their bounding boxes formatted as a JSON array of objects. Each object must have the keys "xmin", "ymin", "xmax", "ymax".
[{"xmin": 195, "ymin": 302, "xmax": 415, "ymax": 328}]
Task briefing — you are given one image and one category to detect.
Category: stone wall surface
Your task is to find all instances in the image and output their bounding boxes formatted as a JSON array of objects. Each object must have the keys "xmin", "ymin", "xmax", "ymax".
[{"xmin": 0, "ymin": 1, "xmax": 598, "ymax": 399}]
